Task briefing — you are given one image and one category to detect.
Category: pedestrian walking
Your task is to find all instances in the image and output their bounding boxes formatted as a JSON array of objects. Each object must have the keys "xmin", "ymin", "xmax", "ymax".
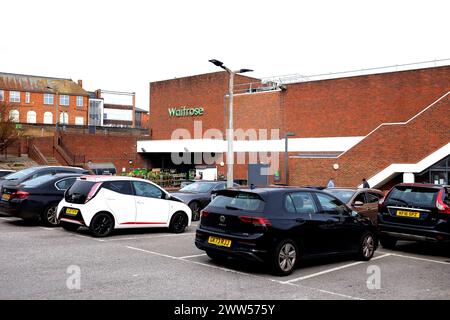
[{"xmin": 362, "ymin": 178, "xmax": 370, "ymax": 188}]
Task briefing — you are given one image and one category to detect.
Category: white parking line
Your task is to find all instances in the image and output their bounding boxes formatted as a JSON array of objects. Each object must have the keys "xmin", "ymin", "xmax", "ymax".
[
  {"xmin": 0, "ymin": 217, "xmax": 19, "ymax": 221},
  {"xmin": 104, "ymin": 232, "xmax": 195, "ymax": 242},
  {"xmin": 125, "ymin": 245, "xmax": 364, "ymax": 300},
  {"xmin": 389, "ymin": 253, "xmax": 450, "ymax": 265},
  {"xmin": 179, "ymin": 253, "xmax": 207, "ymax": 259},
  {"xmin": 282, "ymin": 253, "xmax": 392, "ymax": 284}
]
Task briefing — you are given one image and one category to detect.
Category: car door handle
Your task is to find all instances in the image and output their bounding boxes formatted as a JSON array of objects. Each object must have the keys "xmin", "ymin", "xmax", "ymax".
[
  {"xmin": 326, "ymin": 219, "xmax": 335, "ymax": 224},
  {"xmin": 137, "ymin": 201, "xmax": 144, "ymax": 205}
]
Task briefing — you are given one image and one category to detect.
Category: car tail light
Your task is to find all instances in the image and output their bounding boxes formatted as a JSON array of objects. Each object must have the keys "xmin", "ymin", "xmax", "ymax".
[
  {"xmin": 11, "ymin": 190, "xmax": 29, "ymax": 200},
  {"xmin": 239, "ymin": 216, "xmax": 271, "ymax": 227},
  {"xmin": 200, "ymin": 210, "xmax": 209, "ymax": 218},
  {"xmin": 85, "ymin": 182, "xmax": 102, "ymax": 203},
  {"xmin": 436, "ymin": 189, "xmax": 450, "ymax": 214}
]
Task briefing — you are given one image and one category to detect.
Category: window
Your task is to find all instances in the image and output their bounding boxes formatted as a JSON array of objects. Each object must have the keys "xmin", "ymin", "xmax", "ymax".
[
  {"xmin": 0, "ymin": 90, "xmax": 4, "ymax": 101},
  {"xmin": 60, "ymin": 112, "xmax": 69, "ymax": 124},
  {"xmin": 26, "ymin": 111, "xmax": 36, "ymax": 124},
  {"xmin": 43, "ymin": 112, "xmax": 53, "ymax": 124},
  {"xmin": 316, "ymin": 193, "xmax": 348, "ymax": 215},
  {"xmin": 55, "ymin": 178, "xmax": 77, "ymax": 190},
  {"xmin": 25, "ymin": 92, "xmax": 30, "ymax": 104},
  {"xmin": 9, "ymin": 91, "xmax": 20, "ymax": 103},
  {"xmin": 44, "ymin": 94, "xmax": 54, "ymax": 105},
  {"xmin": 60, "ymin": 95, "xmax": 69, "ymax": 106},
  {"xmin": 9, "ymin": 110, "xmax": 19, "ymax": 122},
  {"xmin": 285, "ymin": 192, "xmax": 318, "ymax": 214},
  {"xmin": 75, "ymin": 116, "xmax": 84, "ymax": 126},
  {"xmin": 353, "ymin": 192, "xmax": 366, "ymax": 204},
  {"xmin": 102, "ymin": 181, "xmax": 133, "ymax": 196},
  {"xmin": 132, "ymin": 181, "xmax": 163, "ymax": 199},
  {"xmin": 366, "ymin": 193, "xmax": 381, "ymax": 203},
  {"xmin": 210, "ymin": 191, "xmax": 265, "ymax": 212},
  {"xmin": 76, "ymin": 96, "xmax": 83, "ymax": 107},
  {"xmin": 213, "ymin": 183, "xmax": 226, "ymax": 191}
]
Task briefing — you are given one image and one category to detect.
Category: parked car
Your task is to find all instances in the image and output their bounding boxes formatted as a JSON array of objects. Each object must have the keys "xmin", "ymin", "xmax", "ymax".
[
  {"xmin": 0, "ymin": 166, "xmax": 89, "ymax": 195},
  {"xmin": 57, "ymin": 176, "xmax": 192, "ymax": 237},
  {"xmin": 378, "ymin": 183, "xmax": 450, "ymax": 248},
  {"xmin": 0, "ymin": 169, "xmax": 15, "ymax": 178},
  {"xmin": 0, "ymin": 173, "xmax": 83, "ymax": 226},
  {"xmin": 195, "ymin": 187, "xmax": 377, "ymax": 276},
  {"xmin": 325, "ymin": 188, "xmax": 384, "ymax": 224},
  {"xmin": 171, "ymin": 181, "xmax": 240, "ymax": 221}
]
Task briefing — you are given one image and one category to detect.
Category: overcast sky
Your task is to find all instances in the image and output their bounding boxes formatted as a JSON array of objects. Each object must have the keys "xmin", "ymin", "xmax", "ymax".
[{"xmin": 1, "ymin": 0, "xmax": 449, "ymax": 110}]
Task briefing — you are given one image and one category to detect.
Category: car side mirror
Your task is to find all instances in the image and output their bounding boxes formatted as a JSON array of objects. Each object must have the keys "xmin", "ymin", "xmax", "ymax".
[
  {"xmin": 353, "ymin": 201, "xmax": 364, "ymax": 207},
  {"xmin": 351, "ymin": 210, "xmax": 359, "ymax": 217},
  {"xmin": 164, "ymin": 193, "xmax": 171, "ymax": 200}
]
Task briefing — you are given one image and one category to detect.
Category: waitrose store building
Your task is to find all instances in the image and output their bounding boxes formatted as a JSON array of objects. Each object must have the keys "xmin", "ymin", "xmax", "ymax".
[{"xmin": 138, "ymin": 64, "xmax": 450, "ymax": 189}]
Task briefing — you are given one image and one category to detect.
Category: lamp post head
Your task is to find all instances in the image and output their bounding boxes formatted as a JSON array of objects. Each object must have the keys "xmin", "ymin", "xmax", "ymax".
[
  {"xmin": 285, "ymin": 132, "xmax": 296, "ymax": 137},
  {"xmin": 209, "ymin": 59, "xmax": 224, "ymax": 67},
  {"xmin": 237, "ymin": 68, "xmax": 253, "ymax": 74}
]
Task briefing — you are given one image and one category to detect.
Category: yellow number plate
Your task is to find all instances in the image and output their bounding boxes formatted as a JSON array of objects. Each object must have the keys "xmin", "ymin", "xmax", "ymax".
[
  {"xmin": 65, "ymin": 208, "xmax": 79, "ymax": 216},
  {"xmin": 1, "ymin": 193, "xmax": 10, "ymax": 201},
  {"xmin": 208, "ymin": 236, "xmax": 232, "ymax": 248},
  {"xmin": 396, "ymin": 210, "xmax": 420, "ymax": 218}
]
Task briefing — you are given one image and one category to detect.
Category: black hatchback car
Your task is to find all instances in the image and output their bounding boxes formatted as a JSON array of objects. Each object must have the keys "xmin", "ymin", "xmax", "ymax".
[
  {"xmin": 195, "ymin": 188, "xmax": 377, "ymax": 276},
  {"xmin": 0, "ymin": 173, "xmax": 83, "ymax": 226},
  {"xmin": 378, "ymin": 183, "xmax": 450, "ymax": 248}
]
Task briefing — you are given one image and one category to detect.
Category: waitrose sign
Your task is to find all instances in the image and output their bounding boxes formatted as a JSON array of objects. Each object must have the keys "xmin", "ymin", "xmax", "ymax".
[{"xmin": 168, "ymin": 107, "xmax": 204, "ymax": 117}]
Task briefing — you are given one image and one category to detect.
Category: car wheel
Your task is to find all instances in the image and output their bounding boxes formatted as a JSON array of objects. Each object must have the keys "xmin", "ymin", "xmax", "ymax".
[
  {"xmin": 89, "ymin": 212, "xmax": 114, "ymax": 237},
  {"xmin": 61, "ymin": 221, "xmax": 80, "ymax": 232},
  {"xmin": 358, "ymin": 231, "xmax": 376, "ymax": 261},
  {"xmin": 271, "ymin": 239, "xmax": 298, "ymax": 276},
  {"xmin": 206, "ymin": 250, "xmax": 227, "ymax": 262},
  {"xmin": 42, "ymin": 203, "xmax": 60, "ymax": 227},
  {"xmin": 380, "ymin": 235, "xmax": 397, "ymax": 249},
  {"xmin": 169, "ymin": 212, "xmax": 188, "ymax": 233},
  {"xmin": 189, "ymin": 202, "xmax": 201, "ymax": 221}
]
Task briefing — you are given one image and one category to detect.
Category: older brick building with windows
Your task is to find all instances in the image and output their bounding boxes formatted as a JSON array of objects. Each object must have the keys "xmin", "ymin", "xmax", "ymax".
[
  {"xmin": 0, "ymin": 72, "xmax": 89, "ymax": 126},
  {"xmin": 139, "ymin": 64, "xmax": 450, "ymax": 189}
]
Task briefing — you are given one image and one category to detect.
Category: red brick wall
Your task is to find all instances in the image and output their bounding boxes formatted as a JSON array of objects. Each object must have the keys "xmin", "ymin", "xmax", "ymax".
[
  {"xmin": 289, "ymin": 94, "xmax": 450, "ymax": 188},
  {"xmin": 58, "ymin": 133, "xmax": 147, "ymax": 172},
  {"xmin": 149, "ymin": 71, "xmax": 260, "ymax": 140},
  {"xmin": 284, "ymin": 66, "xmax": 450, "ymax": 137},
  {"xmin": 3, "ymin": 91, "xmax": 88, "ymax": 125}
]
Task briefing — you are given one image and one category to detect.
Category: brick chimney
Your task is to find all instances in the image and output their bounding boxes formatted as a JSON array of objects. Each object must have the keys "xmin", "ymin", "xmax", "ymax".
[{"xmin": 77, "ymin": 79, "xmax": 83, "ymax": 88}]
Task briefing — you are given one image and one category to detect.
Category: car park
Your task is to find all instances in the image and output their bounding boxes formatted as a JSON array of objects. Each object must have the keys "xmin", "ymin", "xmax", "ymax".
[
  {"xmin": 325, "ymin": 188, "xmax": 384, "ymax": 224},
  {"xmin": 378, "ymin": 183, "xmax": 450, "ymax": 248},
  {"xmin": 0, "ymin": 173, "xmax": 83, "ymax": 226},
  {"xmin": 0, "ymin": 166, "xmax": 89, "ymax": 194},
  {"xmin": 171, "ymin": 181, "xmax": 240, "ymax": 221},
  {"xmin": 195, "ymin": 187, "xmax": 377, "ymax": 276},
  {"xmin": 57, "ymin": 176, "xmax": 192, "ymax": 237}
]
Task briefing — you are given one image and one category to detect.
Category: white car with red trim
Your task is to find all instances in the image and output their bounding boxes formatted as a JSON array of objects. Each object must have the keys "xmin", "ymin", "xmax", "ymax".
[{"xmin": 57, "ymin": 176, "xmax": 191, "ymax": 237}]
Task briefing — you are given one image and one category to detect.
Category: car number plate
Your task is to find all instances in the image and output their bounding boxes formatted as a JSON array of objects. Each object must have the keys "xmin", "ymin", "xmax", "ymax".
[
  {"xmin": 65, "ymin": 208, "xmax": 79, "ymax": 216},
  {"xmin": 396, "ymin": 210, "xmax": 420, "ymax": 218},
  {"xmin": 1, "ymin": 193, "xmax": 10, "ymax": 201},
  {"xmin": 208, "ymin": 236, "xmax": 232, "ymax": 248}
]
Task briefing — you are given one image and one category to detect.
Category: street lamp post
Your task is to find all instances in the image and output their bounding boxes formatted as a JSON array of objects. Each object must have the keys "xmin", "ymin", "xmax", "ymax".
[
  {"xmin": 209, "ymin": 59, "xmax": 253, "ymax": 188},
  {"xmin": 284, "ymin": 132, "xmax": 296, "ymax": 185}
]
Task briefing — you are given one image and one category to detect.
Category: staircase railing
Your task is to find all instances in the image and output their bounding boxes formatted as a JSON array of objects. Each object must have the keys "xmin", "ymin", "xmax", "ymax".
[{"xmin": 29, "ymin": 144, "xmax": 49, "ymax": 165}]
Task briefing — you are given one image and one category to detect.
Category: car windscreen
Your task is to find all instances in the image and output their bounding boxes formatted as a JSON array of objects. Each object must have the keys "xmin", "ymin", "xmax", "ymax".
[
  {"xmin": 386, "ymin": 186, "xmax": 438, "ymax": 207},
  {"xmin": 325, "ymin": 189, "xmax": 355, "ymax": 203},
  {"xmin": 3, "ymin": 167, "xmax": 39, "ymax": 180},
  {"xmin": 65, "ymin": 180, "xmax": 97, "ymax": 204},
  {"xmin": 210, "ymin": 191, "xmax": 265, "ymax": 212},
  {"xmin": 179, "ymin": 182, "xmax": 214, "ymax": 193},
  {"xmin": 21, "ymin": 174, "xmax": 57, "ymax": 188}
]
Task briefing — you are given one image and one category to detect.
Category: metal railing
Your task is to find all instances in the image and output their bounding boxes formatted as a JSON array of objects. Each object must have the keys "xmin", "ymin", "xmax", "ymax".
[{"xmin": 29, "ymin": 144, "xmax": 48, "ymax": 165}]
